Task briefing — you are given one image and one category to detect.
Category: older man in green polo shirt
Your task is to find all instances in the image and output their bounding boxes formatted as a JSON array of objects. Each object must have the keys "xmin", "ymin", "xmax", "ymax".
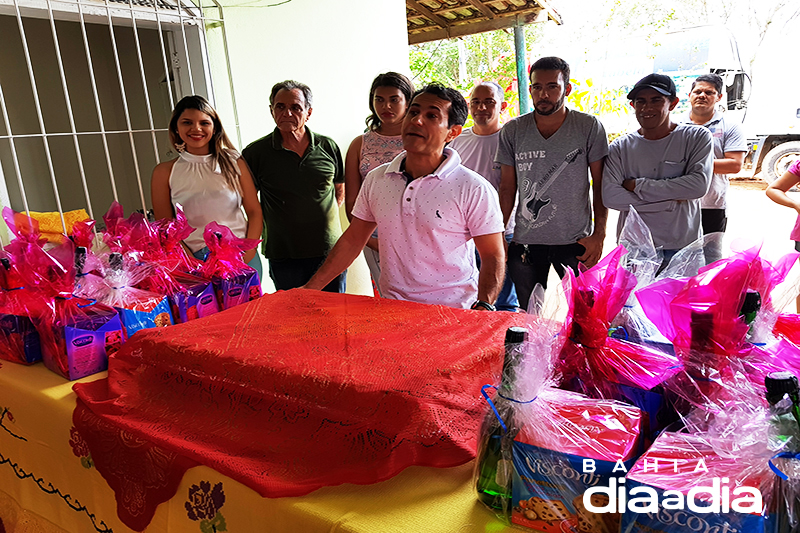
[{"xmin": 243, "ymin": 80, "xmax": 346, "ymax": 292}]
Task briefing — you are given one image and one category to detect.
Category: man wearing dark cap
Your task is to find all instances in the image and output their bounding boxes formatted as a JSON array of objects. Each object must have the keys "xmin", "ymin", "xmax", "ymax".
[{"xmin": 602, "ymin": 73, "xmax": 713, "ymax": 268}]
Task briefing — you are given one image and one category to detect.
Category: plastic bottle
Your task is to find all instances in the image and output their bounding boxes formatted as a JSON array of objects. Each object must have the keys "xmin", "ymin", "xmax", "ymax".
[
  {"xmin": 740, "ymin": 290, "xmax": 762, "ymax": 327},
  {"xmin": 476, "ymin": 326, "xmax": 528, "ymax": 517},
  {"xmin": 740, "ymin": 290, "xmax": 762, "ymax": 342},
  {"xmin": 765, "ymin": 372, "xmax": 800, "ymax": 533},
  {"xmin": 766, "ymin": 371, "xmax": 800, "ymax": 439}
]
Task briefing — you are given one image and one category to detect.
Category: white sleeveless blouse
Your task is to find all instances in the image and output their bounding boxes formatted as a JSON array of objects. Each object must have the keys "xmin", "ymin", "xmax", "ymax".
[{"xmin": 169, "ymin": 151, "xmax": 247, "ymax": 253}]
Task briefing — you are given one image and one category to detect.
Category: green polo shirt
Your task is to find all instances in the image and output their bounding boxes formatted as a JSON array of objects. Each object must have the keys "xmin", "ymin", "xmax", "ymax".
[{"xmin": 242, "ymin": 127, "xmax": 344, "ymax": 260}]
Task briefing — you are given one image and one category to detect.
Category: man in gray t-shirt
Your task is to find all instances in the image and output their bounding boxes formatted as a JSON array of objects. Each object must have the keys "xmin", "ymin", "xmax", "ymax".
[
  {"xmin": 684, "ymin": 73, "xmax": 747, "ymax": 264},
  {"xmin": 497, "ymin": 56, "xmax": 608, "ymax": 311},
  {"xmin": 603, "ymin": 74, "xmax": 713, "ymax": 270}
]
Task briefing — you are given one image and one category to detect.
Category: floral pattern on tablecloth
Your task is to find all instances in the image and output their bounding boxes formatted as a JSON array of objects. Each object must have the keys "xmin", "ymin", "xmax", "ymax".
[
  {"xmin": 0, "ymin": 407, "xmax": 23, "ymax": 441},
  {"xmin": 69, "ymin": 426, "xmax": 93, "ymax": 469},
  {"xmin": 186, "ymin": 481, "xmax": 226, "ymax": 533}
]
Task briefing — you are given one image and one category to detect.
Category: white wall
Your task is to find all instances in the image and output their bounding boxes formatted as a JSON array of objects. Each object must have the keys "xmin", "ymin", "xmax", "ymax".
[
  {"xmin": 220, "ymin": 0, "xmax": 409, "ymax": 152},
  {"xmin": 216, "ymin": 0, "xmax": 410, "ymax": 294}
]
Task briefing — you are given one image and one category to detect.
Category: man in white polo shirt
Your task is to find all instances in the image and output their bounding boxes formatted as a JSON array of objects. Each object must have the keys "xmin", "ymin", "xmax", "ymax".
[{"xmin": 303, "ymin": 83, "xmax": 506, "ymax": 310}]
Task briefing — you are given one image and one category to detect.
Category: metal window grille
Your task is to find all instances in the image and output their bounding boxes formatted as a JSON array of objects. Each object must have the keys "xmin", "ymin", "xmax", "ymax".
[{"xmin": 0, "ymin": 0, "xmax": 239, "ymax": 244}]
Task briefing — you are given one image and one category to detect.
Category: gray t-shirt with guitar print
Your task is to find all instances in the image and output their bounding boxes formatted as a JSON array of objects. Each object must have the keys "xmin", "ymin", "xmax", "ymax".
[{"xmin": 496, "ymin": 109, "xmax": 608, "ymax": 245}]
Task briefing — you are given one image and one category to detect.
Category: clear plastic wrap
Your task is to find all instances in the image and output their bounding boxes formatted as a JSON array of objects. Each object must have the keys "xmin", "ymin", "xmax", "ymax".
[
  {"xmin": 474, "ymin": 317, "xmax": 646, "ymax": 531},
  {"xmin": 613, "ymin": 207, "xmax": 674, "ymax": 351},
  {"xmin": 101, "ymin": 201, "xmax": 130, "ymax": 253},
  {"xmin": 79, "ymin": 253, "xmax": 174, "ymax": 337},
  {"xmin": 200, "ymin": 222, "xmax": 261, "ymax": 310},
  {"xmin": 70, "ymin": 218, "xmax": 103, "ymax": 277}
]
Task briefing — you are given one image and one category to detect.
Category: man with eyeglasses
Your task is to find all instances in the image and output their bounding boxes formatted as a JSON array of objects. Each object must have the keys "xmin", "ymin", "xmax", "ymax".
[
  {"xmin": 603, "ymin": 73, "xmax": 714, "ymax": 271},
  {"xmin": 449, "ymin": 81, "xmax": 519, "ymax": 311}
]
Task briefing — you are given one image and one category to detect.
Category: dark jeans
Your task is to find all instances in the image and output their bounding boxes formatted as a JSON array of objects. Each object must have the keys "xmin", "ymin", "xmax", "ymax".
[
  {"xmin": 268, "ymin": 256, "xmax": 346, "ymax": 293},
  {"xmin": 475, "ymin": 234, "xmax": 519, "ymax": 311},
  {"xmin": 657, "ymin": 249, "xmax": 680, "ymax": 276},
  {"xmin": 507, "ymin": 242, "xmax": 585, "ymax": 312},
  {"xmin": 701, "ymin": 208, "xmax": 727, "ymax": 265}
]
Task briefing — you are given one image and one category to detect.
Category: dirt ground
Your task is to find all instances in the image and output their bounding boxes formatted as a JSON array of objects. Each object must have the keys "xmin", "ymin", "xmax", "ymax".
[{"xmin": 731, "ymin": 177, "xmax": 768, "ymax": 192}]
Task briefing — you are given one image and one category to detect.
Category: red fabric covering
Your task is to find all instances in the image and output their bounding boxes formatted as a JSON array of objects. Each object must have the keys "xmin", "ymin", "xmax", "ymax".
[{"xmin": 73, "ymin": 289, "xmax": 525, "ymax": 530}]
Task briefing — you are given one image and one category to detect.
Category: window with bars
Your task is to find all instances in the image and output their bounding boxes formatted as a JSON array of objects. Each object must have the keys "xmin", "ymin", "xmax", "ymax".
[{"xmin": 0, "ymin": 0, "xmax": 238, "ymax": 242}]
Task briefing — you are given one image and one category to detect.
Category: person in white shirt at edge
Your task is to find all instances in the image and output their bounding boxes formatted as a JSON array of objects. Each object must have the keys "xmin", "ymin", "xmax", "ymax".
[
  {"xmin": 449, "ymin": 81, "xmax": 519, "ymax": 311},
  {"xmin": 603, "ymin": 73, "xmax": 714, "ymax": 272},
  {"xmin": 302, "ymin": 83, "xmax": 506, "ymax": 311},
  {"xmin": 684, "ymin": 73, "xmax": 747, "ymax": 264}
]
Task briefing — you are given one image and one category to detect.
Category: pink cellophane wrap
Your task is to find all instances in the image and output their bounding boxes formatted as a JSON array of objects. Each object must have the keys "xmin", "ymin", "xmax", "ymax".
[
  {"xmin": 153, "ymin": 204, "xmax": 202, "ymax": 274},
  {"xmin": 637, "ymin": 244, "xmax": 800, "ymax": 407},
  {"xmin": 0, "ymin": 247, "xmax": 41, "ymax": 364},
  {"xmin": 200, "ymin": 222, "xmax": 260, "ymax": 280},
  {"xmin": 558, "ymin": 245, "xmax": 682, "ymax": 397},
  {"xmin": 517, "ymin": 389, "xmax": 643, "ymax": 462},
  {"xmin": 101, "ymin": 201, "xmax": 129, "ymax": 252},
  {"xmin": 72, "ymin": 289, "xmax": 527, "ymax": 531}
]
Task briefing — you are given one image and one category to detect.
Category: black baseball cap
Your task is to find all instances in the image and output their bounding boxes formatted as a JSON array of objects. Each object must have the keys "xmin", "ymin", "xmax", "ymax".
[{"xmin": 627, "ymin": 73, "xmax": 677, "ymax": 100}]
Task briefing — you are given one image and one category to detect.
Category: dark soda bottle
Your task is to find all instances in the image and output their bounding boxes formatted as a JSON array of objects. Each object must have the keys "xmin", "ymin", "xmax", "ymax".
[
  {"xmin": 476, "ymin": 326, "xmax": 527, "ymax": 517},
  {"xmin": 765, "ymin": 372, "xmax": 800, "ymax": 533},
  {"xmin": 766, "ymin": 371, "xmax": 800, "ymax": 438}
]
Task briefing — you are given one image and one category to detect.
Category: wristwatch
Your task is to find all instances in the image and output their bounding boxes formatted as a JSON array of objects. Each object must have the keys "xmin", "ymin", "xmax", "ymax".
[{"xmin": 471, "ymin": 300, "xmax": 496, "ymax": 311}]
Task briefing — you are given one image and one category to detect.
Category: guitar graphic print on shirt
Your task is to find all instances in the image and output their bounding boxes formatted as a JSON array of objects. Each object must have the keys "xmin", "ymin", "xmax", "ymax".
[{"xmin": 520, "ymin": 148, "xmax": 583, "ymax": 222}]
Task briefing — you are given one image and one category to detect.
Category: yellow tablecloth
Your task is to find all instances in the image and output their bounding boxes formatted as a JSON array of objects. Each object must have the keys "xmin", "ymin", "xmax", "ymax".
[{"xmin": 0, "ymin": 361, "xmax": 515, "ymax": 533}]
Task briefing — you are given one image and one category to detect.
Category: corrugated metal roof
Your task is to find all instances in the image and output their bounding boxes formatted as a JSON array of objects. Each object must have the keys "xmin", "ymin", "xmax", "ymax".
[{"xmin": 407, "ymin": 0, "xmax": 562, "ymax": 44}]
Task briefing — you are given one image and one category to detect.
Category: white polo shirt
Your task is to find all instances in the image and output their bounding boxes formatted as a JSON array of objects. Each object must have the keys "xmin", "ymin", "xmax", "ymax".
[{"xmin": 352, "ymin": 147, "xmax": 504, "ymax": 308}]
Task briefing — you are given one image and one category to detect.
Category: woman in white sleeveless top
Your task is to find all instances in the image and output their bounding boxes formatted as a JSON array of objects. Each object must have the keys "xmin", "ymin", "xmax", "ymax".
[
  {"xmin": 344, "ymin": 73, "xmax": 414, "ymax": 294},
  {"xmin": 151, "ymin": 95, "xmax": 263, "ymax": 279}
]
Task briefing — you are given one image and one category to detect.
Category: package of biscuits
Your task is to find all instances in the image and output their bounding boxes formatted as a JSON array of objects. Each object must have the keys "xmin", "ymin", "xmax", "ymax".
[
  {"xmin": 200, "ymin": 222, "xmax": 261, "ymax": 310},
  {"xmin": 510, "ymin": 389, "xmax": 644, "ymax": 532},
  {"xmin": 38, "ymin": 295, "xmax": 124, "ymax": 380},
  {"xmin": 169, "ymin": 272, "xmax": 220, "ymax": 323},
  {"xmin": 622, "ymin": 431, "xmax": 772, "ymax": 533},
  {"xmin": 79, "ymin": 252, "xmax": 174, "ymax": 337}
]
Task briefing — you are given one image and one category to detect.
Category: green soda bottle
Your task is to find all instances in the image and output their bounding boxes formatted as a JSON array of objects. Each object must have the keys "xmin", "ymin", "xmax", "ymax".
[
  {"xmin": 766, "ymin": 371, "xmax": 800, "ymax": 441},
  {"xmin": 476, "ymin": 326, "xmax": 527, "ymax": 516}
]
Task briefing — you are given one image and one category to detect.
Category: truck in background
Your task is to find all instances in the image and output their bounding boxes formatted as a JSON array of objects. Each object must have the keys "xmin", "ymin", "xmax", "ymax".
[{"xmin": 586, "ymin": 25, "xmax": 800, "ymax": 184}]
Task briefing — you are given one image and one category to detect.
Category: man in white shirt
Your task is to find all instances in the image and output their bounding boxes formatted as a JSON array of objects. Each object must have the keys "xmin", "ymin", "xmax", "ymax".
[
  {"xmin": 449, "ymin": 81, "xmax": 519, "ymax": 311},
  {"xmin": 303, "ymin": 84, "xmax": 505, "ymax": 310},
  {"xmin": 684, "ymin": 73, "xmax": 747, "ymax": 264}
]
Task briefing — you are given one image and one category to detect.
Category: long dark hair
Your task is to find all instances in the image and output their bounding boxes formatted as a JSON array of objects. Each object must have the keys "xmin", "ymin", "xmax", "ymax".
[
  {"xmin": 365, "ymin": 72, "xmax": 414, "ymax": 132},
  {"xmin": 169, "ymin": 95, "xmax": 241, "ymax": 193}
]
